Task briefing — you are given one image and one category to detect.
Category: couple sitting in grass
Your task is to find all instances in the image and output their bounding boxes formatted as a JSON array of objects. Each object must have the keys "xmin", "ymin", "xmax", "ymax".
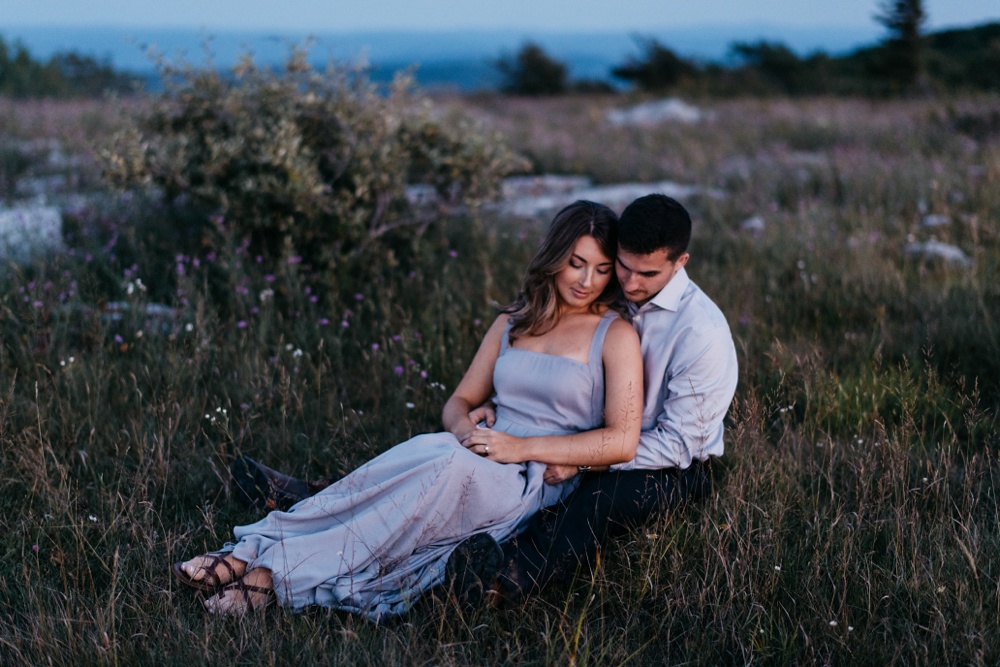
[{"xmin": 173, "ymin": 194, "xmax": 738, "ymax": 618}]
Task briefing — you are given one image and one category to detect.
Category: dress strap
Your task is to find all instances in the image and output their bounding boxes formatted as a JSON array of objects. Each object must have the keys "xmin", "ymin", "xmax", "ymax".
[
  {"xmin": 587, "ymin": 310, "xmax": 619, "ymax": 372},
  {"xmin": 500, "ymin": 318, "xmax": 513, "ymax": 354}
]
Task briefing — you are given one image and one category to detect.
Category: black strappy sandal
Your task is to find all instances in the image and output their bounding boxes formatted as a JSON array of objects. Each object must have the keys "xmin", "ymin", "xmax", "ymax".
[
  {"xmin": 204, "ymin": 578, "xmax": 275, "ymax": 615},
  {"xmin": 171, "ymin": 552, "xmax": 239, "ymax": 592}
]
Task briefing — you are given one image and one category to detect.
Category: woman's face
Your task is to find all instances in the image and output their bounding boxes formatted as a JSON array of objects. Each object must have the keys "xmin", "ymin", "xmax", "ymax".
[{"xmin": 554, "ymin": 234, "xmax": 614, "ymax": 311}]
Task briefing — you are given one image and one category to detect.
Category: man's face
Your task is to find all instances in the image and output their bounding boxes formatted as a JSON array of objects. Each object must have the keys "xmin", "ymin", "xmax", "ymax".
[{"xmin": 616, "ymin": 247, "xmax": 689, "ymax": 306}]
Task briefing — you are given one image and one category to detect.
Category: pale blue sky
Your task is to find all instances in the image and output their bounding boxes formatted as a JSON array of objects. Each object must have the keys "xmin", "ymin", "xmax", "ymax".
[{"xmin": 3, "ymin": 0, "xmax": 999, "ymax": 32}]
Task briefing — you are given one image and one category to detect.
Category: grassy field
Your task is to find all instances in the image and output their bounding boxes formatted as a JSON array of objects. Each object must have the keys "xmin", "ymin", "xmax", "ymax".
[{"xmin": 1, "ymin": 91, "xmax": 999, "ymax": 665}]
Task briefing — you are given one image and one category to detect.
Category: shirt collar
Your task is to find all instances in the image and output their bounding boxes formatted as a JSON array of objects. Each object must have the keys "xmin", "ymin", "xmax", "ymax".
[{"xmin": 640, "ymin": 267, "xmax": 690, "ymax": 313}]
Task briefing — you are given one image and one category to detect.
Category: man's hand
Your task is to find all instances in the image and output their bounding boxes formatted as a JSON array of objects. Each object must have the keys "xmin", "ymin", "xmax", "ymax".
[
  {"xmin": 543, "ymin": 464, "xmax": 579, "ymax": 485},
  {"xmin": 467, "ymin": 402, "xmax": 496, "ymax": 428}
]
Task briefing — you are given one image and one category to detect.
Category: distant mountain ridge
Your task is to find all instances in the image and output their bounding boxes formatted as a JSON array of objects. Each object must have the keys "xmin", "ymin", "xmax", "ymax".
[{"xmin": 3, "ymin": 24, "xmax": 885, "ymax": 91}]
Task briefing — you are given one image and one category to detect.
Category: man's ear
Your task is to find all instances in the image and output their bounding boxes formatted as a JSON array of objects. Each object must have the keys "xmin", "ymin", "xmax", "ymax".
[{"xmin": 675, "ymin": 252, "xmax": 690, "ymax": 269}]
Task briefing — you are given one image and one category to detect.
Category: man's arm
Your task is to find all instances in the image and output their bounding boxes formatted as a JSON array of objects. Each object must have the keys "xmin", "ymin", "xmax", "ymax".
[{"xmin": 613, "ymin": 323, "xmax": 738, "ymax": 470}]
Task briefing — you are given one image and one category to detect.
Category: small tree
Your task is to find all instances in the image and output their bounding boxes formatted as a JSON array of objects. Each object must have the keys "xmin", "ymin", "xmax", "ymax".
[
  {"xmin": 495, "ymin": 42, "xmax": 568, "ymax": 96},
  {"xmin": 611, "ymin": 37, "xmax": 699, "ymax": 92},
  {"xmin": 874, "ymin": 0, "xmax": 927, "ymax": 91}
]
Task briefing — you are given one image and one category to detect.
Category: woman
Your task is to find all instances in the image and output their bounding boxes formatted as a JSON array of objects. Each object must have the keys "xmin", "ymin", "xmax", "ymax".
[{"xmin": 173, "ymin": 200, "xmax": 643, "ymax": 618}]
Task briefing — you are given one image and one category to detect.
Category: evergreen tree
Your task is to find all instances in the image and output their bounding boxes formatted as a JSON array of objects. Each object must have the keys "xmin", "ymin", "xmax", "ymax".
[
  {"xmin": 495, "ymin": 42, "xmax": 568, "ymax": 96},
  {"xmin": 874, "ymin": 0, "xmax": 926, "ymax": 91},
  {"xmin": 611, "ymin": 37, "xmax": 698, "ymax": 92}
]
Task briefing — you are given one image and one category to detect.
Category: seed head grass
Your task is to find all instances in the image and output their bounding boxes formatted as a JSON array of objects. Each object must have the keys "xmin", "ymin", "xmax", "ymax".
[{"xmin": 1, "ymin": 93, "xmax": 999, "ymax": 665}]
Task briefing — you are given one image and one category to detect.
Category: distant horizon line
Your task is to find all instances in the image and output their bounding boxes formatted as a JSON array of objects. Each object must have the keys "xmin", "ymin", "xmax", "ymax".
[{"xmin": 0, "ymin": 21, "xmax": 914, "ymax": 35}]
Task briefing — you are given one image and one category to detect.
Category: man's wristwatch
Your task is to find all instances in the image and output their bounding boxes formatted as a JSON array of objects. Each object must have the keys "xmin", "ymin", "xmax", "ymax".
[{"xmin": 577, "ymin": 465, "xmax": 591, "ymax": 473}]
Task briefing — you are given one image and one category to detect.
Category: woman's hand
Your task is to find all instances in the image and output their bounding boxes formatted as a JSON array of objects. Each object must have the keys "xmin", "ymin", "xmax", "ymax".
[
  {"xmin": 542, "ymin": 464, "xmax": 579, "ymax": 485},
  {"xmin": 460, "ymin": 427, "xmax": 524, "ymax": 463}
]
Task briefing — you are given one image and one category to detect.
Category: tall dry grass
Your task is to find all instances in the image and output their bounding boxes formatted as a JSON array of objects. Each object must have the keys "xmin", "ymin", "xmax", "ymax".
[{"xmin": 1, "ymin": 92, "xmax": 998, "ymax": 665}]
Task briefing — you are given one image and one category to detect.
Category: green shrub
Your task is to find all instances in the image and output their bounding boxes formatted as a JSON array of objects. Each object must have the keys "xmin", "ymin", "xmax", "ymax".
[{"xmin": 101, "ymin": 50, "xmax": 525, "ymax": 297}]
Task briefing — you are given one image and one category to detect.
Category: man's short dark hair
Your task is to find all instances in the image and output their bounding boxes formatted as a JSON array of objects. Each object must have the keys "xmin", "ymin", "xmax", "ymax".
[{"xmin": 618, "ymin": 194, "xmax": 692, "ymax": 259}]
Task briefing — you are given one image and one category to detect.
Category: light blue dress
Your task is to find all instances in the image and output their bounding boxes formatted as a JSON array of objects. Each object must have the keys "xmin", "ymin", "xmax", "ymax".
[{"xmin": 224, "ymin": 311, "xmax": 618, "ymax": 619}]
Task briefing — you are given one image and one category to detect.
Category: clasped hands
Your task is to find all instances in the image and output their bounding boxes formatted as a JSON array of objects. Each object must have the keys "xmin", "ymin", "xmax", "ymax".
[{"xmin": 462, "ymin": 404, "xmax": 579, "ymax": 485}]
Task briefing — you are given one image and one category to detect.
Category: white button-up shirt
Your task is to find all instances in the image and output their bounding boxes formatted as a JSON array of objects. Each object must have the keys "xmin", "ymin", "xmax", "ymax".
[{"xmin": 612, "ymin": 268, "xmax": 739, "ymax": 470}]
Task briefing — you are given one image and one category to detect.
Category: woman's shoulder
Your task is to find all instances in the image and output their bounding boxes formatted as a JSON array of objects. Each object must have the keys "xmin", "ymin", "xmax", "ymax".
[
  {"xmin": 480, "ymin": 313, "xmax": 512, "ymax": 343},
  {"xmin": 603, "ymin": 315, "xmax": 640, "ymax": 349},
  {"xmin": 488, "ymin": 313, "xmax": 512, "ymax": 331}
]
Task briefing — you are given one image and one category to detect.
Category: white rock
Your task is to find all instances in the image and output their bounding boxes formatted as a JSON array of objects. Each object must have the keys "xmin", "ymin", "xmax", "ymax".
[
  {"xmin": 606, "ymin": 98, "xmax": 706, "ymax": 127},
  {"xmin": 0, "ymin": 206, "xmax": 64, "ymax": 262},
  {"xmin": 740, "ymin": 215, "xmax": 765, "ymax": 234},
  {"xmin": 502, "ymin": 175, "xmax": 593, "ymax": 199},
  {"xmin": 500, "ymin": 179, "xmax": 723, "ymax": 218},
  {"xmin": 921, "ymin": 214, "xmax": 950, "ymax": 228},
  {"xmin": 904, "ymin": 240, "xmax": 972, "ymax": 267}
]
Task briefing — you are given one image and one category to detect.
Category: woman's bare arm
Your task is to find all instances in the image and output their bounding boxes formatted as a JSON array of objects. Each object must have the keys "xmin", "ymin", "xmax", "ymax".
[
  {"xmin": 461, "ymin": 317, "xmax": 643, "ymax": 467},
  {"xmin": 441, "ymin": 314, "xmax": 509, "ymax": 441}
]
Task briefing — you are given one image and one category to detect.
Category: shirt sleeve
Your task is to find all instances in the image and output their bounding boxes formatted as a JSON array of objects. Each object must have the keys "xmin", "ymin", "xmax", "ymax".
[{"xmin": 612, "ymin": 323, "xmax": 738, "ymax": 470}]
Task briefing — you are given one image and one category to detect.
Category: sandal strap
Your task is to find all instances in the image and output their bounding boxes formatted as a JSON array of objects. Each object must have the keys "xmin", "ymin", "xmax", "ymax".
[
  {"xmin": 219, "ymin": 579, "xmax": 273, "ymax": 612},
  {"xmin": 199, "ymin": 552, "xmax": 237, "ymax": 588}
]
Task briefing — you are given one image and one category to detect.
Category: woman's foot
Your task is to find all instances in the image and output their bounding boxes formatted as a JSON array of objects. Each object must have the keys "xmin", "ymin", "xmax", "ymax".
[
  {"xmin": 173, "ymin": 552, "xmax": 246, "ymax": 591},
  {"xmin": 202, "ymin": 567, "xmax": 274, "ymax": 615}
]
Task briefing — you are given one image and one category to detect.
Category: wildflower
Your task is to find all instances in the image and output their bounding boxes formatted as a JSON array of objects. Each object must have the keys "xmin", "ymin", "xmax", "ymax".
[
  {"xmin": 421, "ymin": 371, "xmax": 429, "ymax": 379},
  {"xmin": 394, "ymin": 366, "xmax": 404, "ymax": 376},
  {"xmin": 405, "ymin": 402, "xmax": 416, "ymax": 409},
  {"xmin": 114, "ymin": 334, "xmax": 124, "ymax": 344},
  {"xmin": 265, "ymin": 274, "xmax": 275, "ymax": 283},
  {"xmin": 240, "ymin": 403, "xmax": 251, "ymax": 410},
  {"xmin": 354, "ymin": 293, "xmax": 364, "ymax": 301},
  {"xmin": 185, "ymin": 323, "xmax": 194, "ymax": 332},
  {"xmin": 292, "ymin": 349, "xmax": 303, "ymax": 358},
  {"xmin": 392, "ymin": 334, "xmax": 402, "ymax": 342},
  {"xmin": 88, "ymin": 515, "xmax": 98, "ymax": 523},
  {"xmin": 774, "ymin": 565, "xmax": 781, "ymax": 571},
  {"xmin": 285, "ymin": 344, "xmax": 294, "ymax": 351},
  {"xmin": 371, "ymin": 343, "xmax": 380, "ymax": 351},
  {"xmin": 259, "ymin": 288, "xmax": 274, "ymax": 302},
  {"xmin": 288, "ymin": 256, "xmax": 302, "ymax": 264},
  {"xmin": 237, "ymin": 320, "xmax": 247, "ymax": 329},
  {"xmin": 318, "ymin": 318, "xmax": 329, "ymax": 326},
  {"xmin": 449, "ymin": 250, "xmax": 458, "ymax": 258},
  {"xmin": 32, "ymin": 544, "xmax": 39, "ymax": 552},
  {"xmin": 309, "ymin": 295, "xmax": 318, "ymax": 303},
  {"xmin": 341, "ymin": 321, "xmax": 349, "ymax": 328},
  {"xmin": 33, "ymin": 301, "xmax": 43, "ymax": 309},
  {"xmin": 646, "ymin": 533, "xmax": 658, "ymax": 540},
  {"xmin": 829, "ymin": 620, "xmax": 837, "ymax": 627}
]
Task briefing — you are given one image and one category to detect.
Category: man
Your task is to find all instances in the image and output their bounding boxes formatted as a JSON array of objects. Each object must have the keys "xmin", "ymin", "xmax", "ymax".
[{"xmin": 447, "ymin": 193, "xmax": 739, "ymax": 604}]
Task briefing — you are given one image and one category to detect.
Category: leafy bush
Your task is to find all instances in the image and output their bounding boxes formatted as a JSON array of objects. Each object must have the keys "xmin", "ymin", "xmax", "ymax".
[{"xmin": 101, "ymin": 50, "xmax": 525, "ymax": 296}]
